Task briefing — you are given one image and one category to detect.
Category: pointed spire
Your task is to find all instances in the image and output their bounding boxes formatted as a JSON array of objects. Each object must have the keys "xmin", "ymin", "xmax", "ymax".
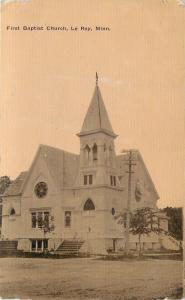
[
  {"xmin": 96, "ymin": 72, "xmax": 98, "ymax": 86},
  {"xmin": 77, "ymin": 75, "xmax": 117, "ymax": 138}
]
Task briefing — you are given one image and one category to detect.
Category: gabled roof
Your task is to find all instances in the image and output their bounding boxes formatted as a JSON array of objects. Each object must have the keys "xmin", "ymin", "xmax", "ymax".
[
  {"xmin": 3, "ymin": 145, "xmax": 80, "ymax": 197},
  {"xmin": 78, "ymin": 85, "xmax": 117, "ymax": 138},
  {"xmin": 40, "ymin": 145, "xmax": 79, "ymax": 190},
  {"xmin": 40, "ymin": 145, "xmax": 65, "ymax": 191},
  {"xmin": 3, "ymin": 171, "xmax": 28, "ymax": 197},
  {"xmin": 137, "ymin": 151, "xmax": 159, "ymax": 199},
  {"xmin": 116, "ymin": 150, "xmax": 159, "ymax": 200}
]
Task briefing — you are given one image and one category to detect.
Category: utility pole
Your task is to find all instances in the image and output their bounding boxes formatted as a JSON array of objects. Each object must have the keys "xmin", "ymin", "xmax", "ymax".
[{"xmin": 122, "ymin": 149, "xmax": 137, "ymax": 254}]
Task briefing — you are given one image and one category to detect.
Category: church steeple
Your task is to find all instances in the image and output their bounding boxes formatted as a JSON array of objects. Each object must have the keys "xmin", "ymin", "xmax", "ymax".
[
  {"xmin": 76, "ymin": 74, "xmax": 119, "ymax": 188},
  {"xmin": 77, "ymin": 74, "xmax": 117, "ymax": 138},
  {"xmin": 96, "ymin": 71, "xmax": 98, "ymax": 86}
]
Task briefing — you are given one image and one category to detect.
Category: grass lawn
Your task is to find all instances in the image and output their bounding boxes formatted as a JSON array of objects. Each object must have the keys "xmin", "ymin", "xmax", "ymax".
[{"xmin": 0, "ymin": 257, "xmax": 183, "ymax": 300}]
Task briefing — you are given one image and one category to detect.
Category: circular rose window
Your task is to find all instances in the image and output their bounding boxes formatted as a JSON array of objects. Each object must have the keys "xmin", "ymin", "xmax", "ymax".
[{"xmin": 34, "ymin": 182, "xmax": 48, "ymax": 198}]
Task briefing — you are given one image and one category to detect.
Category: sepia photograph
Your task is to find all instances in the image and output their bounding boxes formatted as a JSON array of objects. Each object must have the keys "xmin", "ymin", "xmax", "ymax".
[{"xmin": 0, "ymin": 0, "xmax": 184, "ymax": 299}]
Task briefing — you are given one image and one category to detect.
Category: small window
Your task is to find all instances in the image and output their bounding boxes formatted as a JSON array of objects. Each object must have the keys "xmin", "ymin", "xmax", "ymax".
[
  {"xmin": 38, "ymin": 212, "xmax": 43, "ymax": 228},
  {"xmin": 9, "ymin": 208, "xmax": 16, "ymax": 216},
  {"xmin": 84, "ymin": 175, "xmax": 87, "ymax": 185},
  {"xmin": 89, "ymin": 175, "xmax": 93, "ymax": 185},
  {"xmin": 109, "ymin": 146, "xmax": 113, "ymax": 163},
  {"xmin": 84, "ymin": 145, "xmax": 91, "ymax": 161},
  {"xmin": 65, "ymin": 211, "xmax": 71, "ymax": 227},
  {"xmin": 44, "ymin": 212, "xmax": 49, "ymax": 227},
  {"xmin": 31, "ymin": 212, "xmax": 37, "ymax": 228},
  {"xmin": 37, "ymin": 240, "xmax": 42, "ymax": 251},
  {"xmin": 111, "ymin": 208, "xmax": 115, "ymax": 216},
  {"xmin": 43, "ymin": 239, "xmax": 48, "ymax": 250},
  {"xmin": 109, "ymin": 146, "xmax": 113, "ymax": 154},
  {"xmin": 84, "ymin": 199, "xmax": 95, "ymax": 211},
  {"xmin": 92, "ymin": 144, "xmax": 98, "ymax": 160},
  {"xmin": 31, "ymin": 239, "xmax": 48, "ymax": 252},
  {"xmin": 84, "ymin": 175, "xmax": 93, "ymax": 185},
  {"xmin": 110, "ymin": 176, "xmax": 116, "ymax": 186},
  {"xmin": 85, "ymin": 145, "xmax": 91, "ymax": 153},
  {"xmin": 31, "ymin": 240, "xmax": 36, "ymax": 251}
]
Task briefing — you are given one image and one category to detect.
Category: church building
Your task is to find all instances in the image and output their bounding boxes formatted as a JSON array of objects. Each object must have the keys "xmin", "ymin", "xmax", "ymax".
[{"xmin": 1, "ymin": 77, "xmax": 180, "ymax": 254}]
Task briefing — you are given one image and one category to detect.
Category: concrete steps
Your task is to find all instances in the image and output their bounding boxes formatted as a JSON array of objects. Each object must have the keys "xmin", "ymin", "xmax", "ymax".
[
  {"xmin": 0, "ymin": 240, "xmax": 18, "ymax": 255},
  {"xmin": 56, "ymin": 239, "xmax": 84, "ymax": 255},
  {"xmin": 160, "ymin": 233, "xmax": 180, "ymax": 251}
]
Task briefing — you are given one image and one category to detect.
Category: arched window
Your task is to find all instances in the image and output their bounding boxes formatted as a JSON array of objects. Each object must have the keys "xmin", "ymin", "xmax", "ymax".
[
  {"xmin": 83, "ymin": 199, "xmax": 95, "ymax": 211},
  {"xmin": 92, "ymin": 144, "xmax": 98, "ymax": 161},
  {"xmin": 111, "ymin": 207, "xmax": 115, "ymax": 216},
  {"xmin": 9, "ymin": 208, "xmax": 15, "ymax": 216},
  {"xmin": 103, "ymin": 144, "xmax": 107, "ymax": 163},
  {"xmin": 109, "ymin": 145, "xmax": 114, "ymax": 163},
  {"xmin": 84, "ymin": 145, "xmax": 91, "ymax": 161}
]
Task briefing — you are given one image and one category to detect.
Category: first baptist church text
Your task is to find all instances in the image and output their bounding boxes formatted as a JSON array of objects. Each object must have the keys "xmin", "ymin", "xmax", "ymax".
[{"xmin": 6, "ymin": 25, "xmax": 111, "ymax": 32}]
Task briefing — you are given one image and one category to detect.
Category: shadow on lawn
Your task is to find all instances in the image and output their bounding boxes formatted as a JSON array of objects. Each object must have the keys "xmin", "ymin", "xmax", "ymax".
[
  {"xmin": 153, "ymin": 287, "xmax": 183, "ymax": 299},
  {"xmin": 96, "ymin": 251, "xmax": 183, "ymax": 261}
]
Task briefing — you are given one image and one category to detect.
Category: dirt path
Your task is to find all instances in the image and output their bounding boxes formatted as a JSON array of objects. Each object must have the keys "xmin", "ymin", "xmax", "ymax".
[{"xmin": 0, "ymin": 257, "xmax": 183, "ymax": 299}]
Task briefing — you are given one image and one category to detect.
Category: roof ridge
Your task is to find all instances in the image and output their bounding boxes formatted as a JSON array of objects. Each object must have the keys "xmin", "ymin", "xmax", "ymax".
[{"xmin": 40, "ymin": 144, "xmax": 79, "ymax": 156}]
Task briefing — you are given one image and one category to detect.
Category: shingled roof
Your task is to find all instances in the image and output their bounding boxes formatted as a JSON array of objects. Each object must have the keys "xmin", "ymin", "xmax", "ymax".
[
  {"xmin": 3, "ymin": 171, "xmax": 28, "ymax": 196},
  {"xmin": 40, "ymin": 145, "xmax": 79, "ymax": 190},
  {"xmin": 116, "ymin": 150, "xmax": 159, "ymax": 200},
  {"xmin": 3, "ymin": 145, "xmax": 80, "ymax": 197},
  {"xmin": 78, "ymin": 85, "xmax": 117, "ymax": 138}
]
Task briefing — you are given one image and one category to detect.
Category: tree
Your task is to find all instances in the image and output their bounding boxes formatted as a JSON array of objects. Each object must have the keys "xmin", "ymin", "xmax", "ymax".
[
  {"xmin": 0, "ymin": 176, "xmax": 11, "ymax": 196},
  {"xmin": 35, "ymin": 214, "xmax": 55, "ymax": 252},
  {"xmin": 38, "ymin": 215, "xmax": 55, "ymax": 236},
  {"xmin": 116, "ymin": 207, "xmax": 163, "ymax": 255},
  {"xmin": 130, "ymin": 207, "xmax": 162, "ymax": 254},
  {"xmin": 160, "ymin": 207, "xmax": 182, "ymax": 240}
]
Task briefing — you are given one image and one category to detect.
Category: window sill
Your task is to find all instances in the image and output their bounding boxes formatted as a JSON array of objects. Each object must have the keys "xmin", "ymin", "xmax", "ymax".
[
  {"xmin": 82, "ymin": 212, "xmax": 95, "ymax": 217},
  {"xmin": 9, "ymin": 216, "xmax": 16, "ymax": 221},
  {"xmin": 31, "ymin": 250, "xmax": 47, "ymax": 253}
]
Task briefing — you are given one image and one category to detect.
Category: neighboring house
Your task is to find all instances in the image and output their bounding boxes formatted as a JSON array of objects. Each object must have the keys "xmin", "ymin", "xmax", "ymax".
[
  {"xmin": 1, "ymin": 81, "xmax": 179, "ymax": 254},
  {"xmin": 0, "ymin": 176, "xmax": 11, "ymax": 230}
]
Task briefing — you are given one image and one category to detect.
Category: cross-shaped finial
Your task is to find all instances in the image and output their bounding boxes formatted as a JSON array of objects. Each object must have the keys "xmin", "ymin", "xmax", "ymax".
[{"xmin": 96, "ymin": 72, "xmax": 98, "ymax": 86}]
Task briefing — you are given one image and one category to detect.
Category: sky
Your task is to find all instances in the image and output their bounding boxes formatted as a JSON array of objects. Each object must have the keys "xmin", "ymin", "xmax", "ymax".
[{"xmin": 0, "ymin": 0, "xmax": 185, "ymax": 208}]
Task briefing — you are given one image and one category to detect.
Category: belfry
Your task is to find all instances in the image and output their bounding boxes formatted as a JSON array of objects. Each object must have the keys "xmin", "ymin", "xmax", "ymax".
[{"xmin": 77, "ymin": 73, "xmax": 118, "ymax": 188}]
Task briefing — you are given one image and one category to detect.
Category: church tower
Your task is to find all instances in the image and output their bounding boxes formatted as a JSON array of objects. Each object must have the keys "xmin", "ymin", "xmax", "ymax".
[{"xmin": 77, "ymin": 74, "xmax": 119, "ymax": 188}]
